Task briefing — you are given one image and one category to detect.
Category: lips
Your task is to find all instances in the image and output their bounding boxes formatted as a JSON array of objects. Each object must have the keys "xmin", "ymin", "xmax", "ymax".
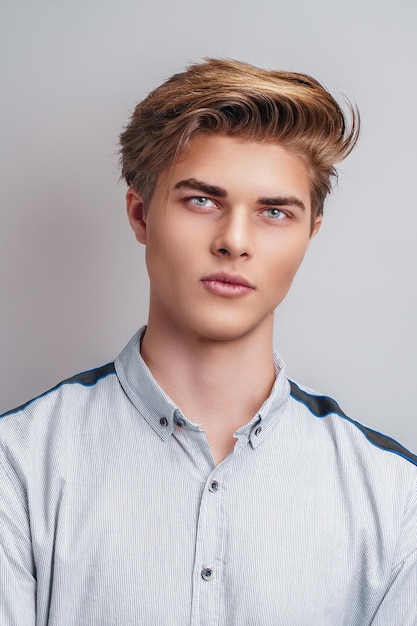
[{"xmin": 200, "ymin": 272, "xmax": 255, "ymax": 297}]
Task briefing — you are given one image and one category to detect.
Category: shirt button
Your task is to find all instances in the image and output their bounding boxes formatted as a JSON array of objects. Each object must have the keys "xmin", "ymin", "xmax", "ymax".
[
  {"xmin": 209, "ymin": 480, "xmax": 219, "ymax": 493},
  {"xmin": 159, "ymin": 417, "xmax": 168, "ymax": 427},
  {"xmin": 201, "ymin": 568, "xmax": 213, "ymax": 581},
  {"xmin": 255, "ymin": 426, "xmax": 262, "ymax": 436}
]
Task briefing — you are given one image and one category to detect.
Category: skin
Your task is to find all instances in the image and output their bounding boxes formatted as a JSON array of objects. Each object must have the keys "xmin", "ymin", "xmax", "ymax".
[{"xmin": 127, "ymin": 134, "xmax": 321, "ymax": 464}]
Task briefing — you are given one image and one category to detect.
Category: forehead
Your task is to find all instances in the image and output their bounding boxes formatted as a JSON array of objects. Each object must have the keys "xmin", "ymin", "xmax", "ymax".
[{"xmin": 166, "ymin": 134, "xmax": 311, "ymax": 206}]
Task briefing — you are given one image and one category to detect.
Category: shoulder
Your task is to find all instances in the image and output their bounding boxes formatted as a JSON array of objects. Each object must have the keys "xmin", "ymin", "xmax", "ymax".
[
  {"xmin": 0, "ymin": 362, "xmax": 118, "ymax": 453},
  {"xmin": 1, "ymin": 362, "xmax": 116, "ymax": 420},
  {"xmin": 0, "ymin": 362, "xmax": 122, "ymax": 493},
  {"xmin": 287, "ymin": 378, "xmax": 417, "ymax": 470}
]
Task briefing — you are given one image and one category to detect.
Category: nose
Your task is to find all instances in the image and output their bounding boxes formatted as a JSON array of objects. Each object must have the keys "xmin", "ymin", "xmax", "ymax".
[{"xmin": 211, "ymin": 210, "xmax": 253, "ymax": 260}]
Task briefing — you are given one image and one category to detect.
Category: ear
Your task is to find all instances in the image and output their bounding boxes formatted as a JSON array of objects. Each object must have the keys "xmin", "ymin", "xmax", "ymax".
[
  {"xmin": 126, "ymin": 188, "xmax": 147, "ymax": 244},
  {"xmin": 310, "ymin": 214, "xmax": 322, "ymax": 239}
]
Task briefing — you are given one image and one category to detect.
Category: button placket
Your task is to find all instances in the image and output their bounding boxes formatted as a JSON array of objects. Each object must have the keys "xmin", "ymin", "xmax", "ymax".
[{"xmin": 191, "ymin": 465, "xmax": 231, "ymax": 626}]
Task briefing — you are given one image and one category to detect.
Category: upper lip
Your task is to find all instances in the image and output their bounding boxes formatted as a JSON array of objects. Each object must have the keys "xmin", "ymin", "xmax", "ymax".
[{"xmin": 201, "ymin": 272, "xmax": 255, "ymax": 289}]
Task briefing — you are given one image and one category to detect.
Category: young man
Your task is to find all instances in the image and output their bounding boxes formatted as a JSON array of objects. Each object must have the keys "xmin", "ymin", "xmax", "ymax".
[{"xmin": 1, "ymin": 59, "xmax": 416, "ymax": 625}]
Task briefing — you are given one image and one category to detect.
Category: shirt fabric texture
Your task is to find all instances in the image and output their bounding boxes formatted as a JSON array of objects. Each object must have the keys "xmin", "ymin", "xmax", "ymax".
[{"xmin": 1, "ymin": 328, "xmax": 416, "ymax": 625}]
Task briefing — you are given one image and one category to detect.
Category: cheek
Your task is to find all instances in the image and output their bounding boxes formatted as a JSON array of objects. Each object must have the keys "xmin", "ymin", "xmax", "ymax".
[
  {"xmin": 265, "ymin": 236, "xmax": 310, "ymax": 281},
  {"xmin": 144, "ymin": 229, "xmax": 190, "ymax": 287},
  {"xmin": 266, "ymin": 252, "xmax": 307, "ymax": 309},
  {"xmin": 145, "ymin": 221, "xmax": 176, "ymax": 261}
]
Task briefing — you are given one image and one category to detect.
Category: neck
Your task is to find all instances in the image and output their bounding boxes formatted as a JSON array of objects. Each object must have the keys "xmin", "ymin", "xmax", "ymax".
[{"xmin": 140, "ymin": 318, "xmax": 276, "ymax": 464}]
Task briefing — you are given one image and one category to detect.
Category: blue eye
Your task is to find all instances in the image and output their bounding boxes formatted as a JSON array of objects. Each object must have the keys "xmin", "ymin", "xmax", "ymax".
[
  {"xmin": 264, "ymin": 208, "xmax": 284, "ymax": 219},
  {"xmin": 192, "ymin": 197, "xmax": 210, "ymax": 206},
  {"xmin": 190, "ymin": 196, "xmax": 218, "ymax": 209}
]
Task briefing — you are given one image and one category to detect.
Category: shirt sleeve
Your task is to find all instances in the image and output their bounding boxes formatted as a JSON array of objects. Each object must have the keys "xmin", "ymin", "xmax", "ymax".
[
  {"xmin": 0, "ymin": 439, "xmax": 36, "ymax": 626},
  {"xmin": 371, "ymin": 477, "xmax": 417, "ymax": 625}
]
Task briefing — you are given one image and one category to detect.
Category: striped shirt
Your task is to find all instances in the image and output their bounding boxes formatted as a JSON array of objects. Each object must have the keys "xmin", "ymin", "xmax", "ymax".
[{"xmin": 1, "ymin": 328, "xmax": 416, "ymax": 625}]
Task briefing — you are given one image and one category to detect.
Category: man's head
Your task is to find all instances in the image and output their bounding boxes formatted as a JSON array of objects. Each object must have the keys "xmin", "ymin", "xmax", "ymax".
[{"xmin": 120, "ymin": 58, "xmax": 359, "ymax": 228}]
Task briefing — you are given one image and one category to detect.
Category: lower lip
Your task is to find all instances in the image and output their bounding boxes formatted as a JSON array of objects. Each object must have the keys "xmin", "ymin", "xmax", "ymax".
[{"xmin": 201, "ymin": 280, "xmax": 254, "ymax": 297}]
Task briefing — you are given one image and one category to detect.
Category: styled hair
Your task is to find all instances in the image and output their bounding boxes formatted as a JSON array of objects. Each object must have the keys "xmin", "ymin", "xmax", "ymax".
[{"xmin": 120, "ymin": 58, "xmax": 360, "ymax": 223}]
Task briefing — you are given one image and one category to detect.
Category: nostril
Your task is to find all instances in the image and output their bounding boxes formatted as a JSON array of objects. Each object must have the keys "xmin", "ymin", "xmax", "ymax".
[{"xmin": 219, "ymin": 248, "xmax": 229, "ymax": 255}]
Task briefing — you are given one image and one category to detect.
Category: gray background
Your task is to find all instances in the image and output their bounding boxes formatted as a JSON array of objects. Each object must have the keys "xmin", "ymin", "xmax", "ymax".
[{"xmin": 1, "ymin": 0, "xmax": 416, "ymax": 450}]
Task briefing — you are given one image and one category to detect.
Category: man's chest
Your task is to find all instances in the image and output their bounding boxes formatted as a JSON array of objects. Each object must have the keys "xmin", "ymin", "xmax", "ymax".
[{"xmin": 31, "ymin": 428, "xmax": 392, "ymax": 625}]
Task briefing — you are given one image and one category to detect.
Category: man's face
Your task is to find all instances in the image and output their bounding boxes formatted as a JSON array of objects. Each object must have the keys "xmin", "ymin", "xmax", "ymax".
[{"xmin": 127, "ymin": 134, "xmax": 321, "ymax": 344}]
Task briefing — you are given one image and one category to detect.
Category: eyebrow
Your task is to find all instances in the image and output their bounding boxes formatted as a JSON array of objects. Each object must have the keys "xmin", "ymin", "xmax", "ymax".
[
  {"xmin": 174, "ymin": 178, "xmax": 306, "ymax": 211},
  {"xmin": 258, "ymin": 196, "xmax": 306, "ymax": 211},
  {"xmin": 174, "ymin": 178, "xmax": 228, "ymax": 198}
]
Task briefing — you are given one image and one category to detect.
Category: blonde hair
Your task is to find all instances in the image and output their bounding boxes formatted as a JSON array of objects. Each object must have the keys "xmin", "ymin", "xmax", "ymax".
[{"xmin": 120, "ymin": 58, "xmax": 360, "ymax": 223}]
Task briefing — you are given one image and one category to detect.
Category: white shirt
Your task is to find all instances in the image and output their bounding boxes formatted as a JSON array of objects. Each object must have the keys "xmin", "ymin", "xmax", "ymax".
[{"xmin": 1, "ymin": 329, "xmax": 416, "ymax": 625}]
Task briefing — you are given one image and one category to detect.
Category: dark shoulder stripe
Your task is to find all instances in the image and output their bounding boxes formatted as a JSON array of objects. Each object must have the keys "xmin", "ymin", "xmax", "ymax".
[
  {"xmin": 289, "ymin": 379, "xmax": 346, "ymax": 418},
  {"xmin": 61, "ymin": 362, "xmax": 116, "ymax": 387},
  {"xmin": 289, "ymin": 380, "xmax": 417, "ymax": 467},
  {"xmin": 1, "ymin": 362, "xmax": 116, "ymax": 419}
]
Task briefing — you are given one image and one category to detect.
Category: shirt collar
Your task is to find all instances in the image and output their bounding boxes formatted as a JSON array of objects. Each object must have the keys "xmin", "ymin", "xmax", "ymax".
[
  {"xmin": 235, "ymin": 351, "xmax": 289, "ymax": 448},
  {"xmin": 115, "ymin": 327, "xmax": 290, "ymax": 445}
]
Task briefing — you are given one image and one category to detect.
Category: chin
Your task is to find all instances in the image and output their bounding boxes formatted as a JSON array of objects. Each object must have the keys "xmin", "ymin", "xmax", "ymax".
[{"xmin": 191, "ymin": 314, "xmax": 272, "ymax": 344}]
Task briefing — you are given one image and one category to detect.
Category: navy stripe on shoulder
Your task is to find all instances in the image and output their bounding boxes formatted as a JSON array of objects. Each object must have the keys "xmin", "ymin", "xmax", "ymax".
[
  {"xmin": 289, "ymin": 380, "xmax": 417, "ymax": 467},
  {"xmin": 289, "ymin": 380, "xmax": 346, "ymax": 418},
  {"xmin": 61, "ymin": 362, "xmax": 116, "ymax": 387},
  {"xmin": 1, "ymin": 362, "xmax": 116, "ymax": 419}
]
